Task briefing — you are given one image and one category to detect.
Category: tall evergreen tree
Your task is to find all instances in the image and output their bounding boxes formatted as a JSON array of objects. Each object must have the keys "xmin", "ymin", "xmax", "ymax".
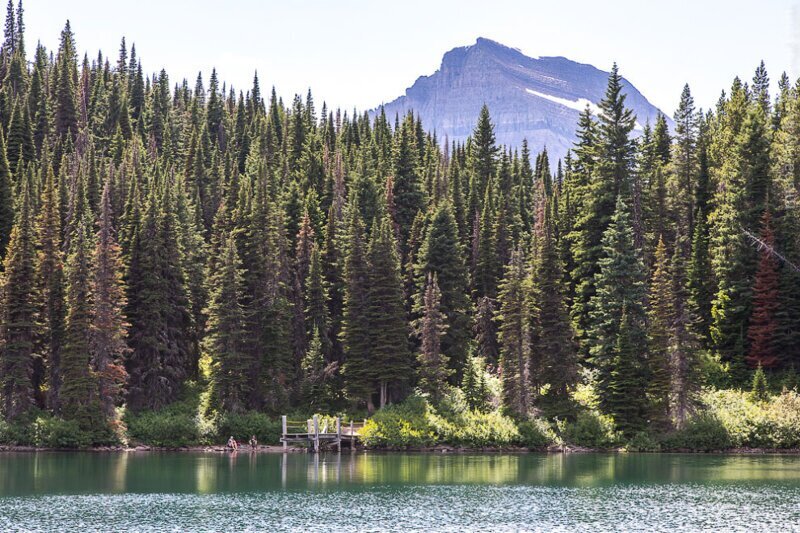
[
  {"xmin": 35, "ymin": 164, "xmax": 65, "ymax": 411},
  {"xmin": 531, "ymin": 203, "xmax": 578, "ymax": 420},
  {"xmin": 416, "ymin": 202, "xmax": 471, "ymax": 381},
  {"xmin": 367, "ymin": 216, "xmax": 412, "ymax": 407},
  {"xmin": 647, "ymin": 237, "xmax": 673, "ymax": 431},
  {"xmin": 497, "ymin": 249, "xmax": 530, "ymax": 417},
  {"xmin": 392, "ymin": 113, "xmax": 424, "ymax": 251},
  {"xmin": 588, "ymin": 196, "xmax": 649, "ymax": 434},
  {"xmin": 671, "ymin": 84, "xmax": 699, "ymax": 233},
  {"xmin": 125, "ymin": 182, "xmax": 193, "ymax": 411},
  {"xmin": 746, "ymin": 210, "xmax": 780, "ymax": 369},
  {"xmin": 416, "ymin": 272, "xmax": 451, "ymax": 403},
  {"xmin": 0, "ymin": 128, "xmax": 13, "ymax": 259},
  {"xmin": 305, "ymin": 245, "xmax": 331, "ymax": 358},
  {"xmin": 91, "ymin": 181, "xmax": 128, "ymax": 419},
  {"xmin": 204, "ymin": 230, "xmax": 250, "ymax": 413},
  {"xmin": 59, "ymin": 219, "xmax": 105, "ymax": 435},
  {"xmin": 571, "ymin": 65, "xmax": 636, "ymax": 359},
  {"xmin": 54, "ymin": 21, "xmax": 79, "ymax": 142},
  {"xmin": 470, "ymin": 104, "xmax": 498, "ymax": 202},
  {"xmin": 341, "ymin": 201, "xmax": 374, "ymax": 410},
  {"xmin": 0, "ymin": 175, "xmax": 36, "ymax": 420}
]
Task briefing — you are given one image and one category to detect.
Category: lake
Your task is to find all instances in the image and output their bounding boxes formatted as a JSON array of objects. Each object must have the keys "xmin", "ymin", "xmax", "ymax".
[{"xmin": 0, "ymin": 451, "xmax": 799, "ymax": 531}]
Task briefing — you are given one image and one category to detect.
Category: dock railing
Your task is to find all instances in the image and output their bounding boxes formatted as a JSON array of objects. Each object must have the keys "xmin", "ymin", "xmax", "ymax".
[{"xmin": 281, "ymin": 415, "xmax": 365, "ymax": 452}]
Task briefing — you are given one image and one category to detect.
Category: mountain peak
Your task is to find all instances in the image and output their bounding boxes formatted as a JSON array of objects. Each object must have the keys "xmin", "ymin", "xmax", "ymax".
[
  {"xmin": 440, "ymin": 37, "xmax": 526, "ymax": 69},
  {"xmin": 376, "ymin": 39, "xmax": 668, "ymax": 166},
  {"xmin": 473, "ymin": 37, "xmax": 519, "ymax": 53}
]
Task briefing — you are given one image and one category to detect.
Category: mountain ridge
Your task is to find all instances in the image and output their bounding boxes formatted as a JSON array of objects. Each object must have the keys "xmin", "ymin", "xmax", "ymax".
[{"xmin": 374, "ymin": 37, "xmax": 670, "ymax": 165}]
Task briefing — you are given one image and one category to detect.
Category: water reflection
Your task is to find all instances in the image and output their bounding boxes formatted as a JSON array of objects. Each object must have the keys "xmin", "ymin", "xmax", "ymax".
[{"xmin": 1, "ymin": 452, "xmax": 800, "ymax": 496}]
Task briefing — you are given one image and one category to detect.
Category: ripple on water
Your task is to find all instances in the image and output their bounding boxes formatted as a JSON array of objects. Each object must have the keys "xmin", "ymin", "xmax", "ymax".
[{"xmin": 1, "ymin": 483, "xmax": 799, "ymax": 532}]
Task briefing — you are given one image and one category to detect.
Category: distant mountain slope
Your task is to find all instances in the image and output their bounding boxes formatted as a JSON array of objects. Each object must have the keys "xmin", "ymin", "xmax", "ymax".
[{"xmin": 375, "ymin": 37, "xmax": 670, "ymax": 165}]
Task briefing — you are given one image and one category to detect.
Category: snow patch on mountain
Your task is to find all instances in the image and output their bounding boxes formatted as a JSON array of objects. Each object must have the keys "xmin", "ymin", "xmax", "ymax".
[{"xmin": 525, "ymin": 88, "xmax": 602, "ymax": 116}]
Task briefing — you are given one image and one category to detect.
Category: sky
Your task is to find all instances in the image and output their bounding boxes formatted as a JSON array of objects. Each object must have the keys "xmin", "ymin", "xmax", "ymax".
[{"xmin": 23, "ymin": 0, "xmax": 799, "ymax": 117}]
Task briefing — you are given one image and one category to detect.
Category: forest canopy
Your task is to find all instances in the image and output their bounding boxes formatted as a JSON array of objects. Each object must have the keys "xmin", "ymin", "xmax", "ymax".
[{"xmin": 0, "ymin": 2, "xmax": 798, "ymax": 446}]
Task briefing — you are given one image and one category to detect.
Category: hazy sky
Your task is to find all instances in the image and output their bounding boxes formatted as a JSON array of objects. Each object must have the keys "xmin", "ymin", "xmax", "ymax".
[{"xmin": 24, "ymin": 0, "xmax": 798, "ymax": 117}]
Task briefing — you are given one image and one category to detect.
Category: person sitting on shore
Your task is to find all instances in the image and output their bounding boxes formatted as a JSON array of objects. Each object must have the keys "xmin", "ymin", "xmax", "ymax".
[
  {"xmin": 227, "ymin": 436, "xmax": 238, "ymax": 451},
  {"xmin": 249, "ymin": 435, "xmax": 258, "ymax": 450}
]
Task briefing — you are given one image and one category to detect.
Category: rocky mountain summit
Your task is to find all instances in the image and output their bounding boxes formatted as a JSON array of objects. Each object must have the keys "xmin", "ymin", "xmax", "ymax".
[{"xmin": 376, "ymin": 37, "xmax": 669, "ymax": 165}]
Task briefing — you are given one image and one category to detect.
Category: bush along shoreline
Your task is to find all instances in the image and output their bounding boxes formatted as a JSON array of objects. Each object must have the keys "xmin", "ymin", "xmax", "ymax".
[{"xmin": 3, "ymin": 379, "xmax": 800, "ymax": 454}]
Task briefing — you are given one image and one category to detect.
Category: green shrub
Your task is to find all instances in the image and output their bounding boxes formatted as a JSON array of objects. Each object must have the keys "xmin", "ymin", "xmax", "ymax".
[
  {"xmin": 561, "ymin": 411, "xmax": 618, "ymax": 448},
  {"xmin": 215, "ymin": 412, "xmax": 281, "ymax": 444},
  {"xmin": 625, "ymin": 431, "xmax": 661, "ymax": 452},
  {"xmin": 763, "ymin": 390, "xmax": 800, "ymax": 448},
  {"xmin": 360, "ymin": 395, "xmax": 543, "ymax": 448},
  {"xmin": 518, "ymin": 419, "xmax": 556, "ymax": 448},
  {"xmin": 359, "ymin": 396, "xmax": 436, "ymax": 447},
  {"xmin": 34, "ymin": 417, "xmax": 92, "ymax": 448},
  {"xmin": 126, "ymin": 411, "xmax": 200, "ymax": 447},
  {"xmin": 702, "ymin": 389, "xmax": 771, "ymax": 447},
  {"xmin": 698, "ymin": 351, "xmax": 728, "ymax": 389},
  {"xmin": 661, "ymin": 413, "xmax": 731, "ymax": 451},
  {"xmin": 0, "ymin": 414, "xmax": 100, "ymax": 448},
  {"xmin": 0, "ymin": 418, "xmax": 36, "ymax": 445},
  {"xmin": 433, "ymin": 409, "xmax": 521, "ymax": 447}
]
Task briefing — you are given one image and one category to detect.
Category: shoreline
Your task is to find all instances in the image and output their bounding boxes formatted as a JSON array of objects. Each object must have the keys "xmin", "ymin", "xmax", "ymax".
[{"xmin": 3, "ymin": 444, "xmax": 800, "ymax": 455}]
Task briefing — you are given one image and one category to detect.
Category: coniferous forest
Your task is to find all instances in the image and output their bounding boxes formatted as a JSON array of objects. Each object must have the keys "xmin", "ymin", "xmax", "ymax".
[{"xmin": 2, "ymin": 3, "xmax": 800, "ymax": 449}]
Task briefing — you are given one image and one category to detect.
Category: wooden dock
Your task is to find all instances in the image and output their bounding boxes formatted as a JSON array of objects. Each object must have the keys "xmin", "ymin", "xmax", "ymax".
[{"xmin": 280, "ymin": 415, "xmax": 364, "ymax": 452}]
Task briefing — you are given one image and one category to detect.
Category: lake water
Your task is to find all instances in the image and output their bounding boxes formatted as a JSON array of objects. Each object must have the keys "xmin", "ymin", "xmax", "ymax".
[{"xmin": 1, "ymin": 451, "xmax": 799, "ymax": 531}]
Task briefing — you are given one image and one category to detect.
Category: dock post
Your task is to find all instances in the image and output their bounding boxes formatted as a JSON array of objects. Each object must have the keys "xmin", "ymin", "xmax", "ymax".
[
  {"xmin": 336, "ymin": 417, "xmax": 341, "ymax": 452},
  {"xmin": 313, "ymin": 415, "xmax": 319, "ymax": 453},
  {"xmin": 282, "ymin": 415, "xmax": 287, "ymax": 451}
]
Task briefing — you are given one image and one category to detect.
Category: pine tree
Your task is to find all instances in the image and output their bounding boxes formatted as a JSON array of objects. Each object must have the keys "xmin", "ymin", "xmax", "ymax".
[
  {"xmin": 35, "ymin": 164, "xmax": 65, "ymax": 411},
  {"xmin": 671, "ymin": 84, "xmax": 698, "ymax": 232},
  {"xmin": 172, "ymin": 176, "xmax": 208, "ymax": 377},
  {"xmin": 125, "ymin": 183, "xmax": 193, "ymax": 411},
  {"xmin": 609, "ymin": 303, "xmax": 650, "ymax": 436},
  {"xmin": 416, "ymin": 272, "xmax": 451, "ymax": 402},
  {"xmin": 471, "ymin": 104, "xmax": 498, "ymax": 202},
  {"xmin": 241, "ymin": 170, "xmax": 293, "ymax": 410},
  {"xmin": 0, "ymin": 128, "xmax": 13, "ymax": 259},
  {"xmin": 301, "ymin": 327, "xmax": 331, "ymax": 409},
  {"xmin": 305, "ymin": 245, "xmax": 331, "ymax": 358},
  {"xmin": 54, "ymin": 21, "xmax": 79, "ymax": 142},
  {"xmin": 531, "ymin": 204, "xmax": 578, "ymax": 420},
  {"xmin": 0, "ymin": 175, "xmax": 36, "ymax": 420},
  {"xmin": 416, "ymin": 202, "xmax": 471, "ymax": 381},
  {"xmin": 688, "ymin": 212, "xmax": 714, "ymax": 347},
  {"xmin": 709, "ymin": 82, "xmax": 769, "ymax": 382},
  {"xmin": 392, "ymin": 113, "xmax": 424, "ymax": 250},
  {"xmin": 750, "ymin": 363, "xmax": 769, "ymax": 402},
  {"xmin": 647, "ymin": 237, "xmax": 673, "ymax": 431},
  {"xmin": 204, "ymin": 230, "xmax": 250, "ymax": 413},
  {"xmin": 497, "ymin": 249, "xmax": 530, "ymax": 417},
  {"xmin": 461, "ymin": 353, "xmax": 490, "ymax": 412},
  {"xmin": 588, "ymin": 196, "xmax": 649, "ymax": 434},
  {"xmin": 670, "ymin": 233, "xmax": 701, "ymax": 428},
  {"xmin": 474, "ymin": 180, "xmax": 499, "ymax": 298},
  {"xmin": 59, "ymin": 219, "xmax": 105, "ymax": 435},
  {"xmin": 746, "ymin": 210, "xmax": 780, "ymax": 369},
  {"xmin": 341, "ymin": 202, "xmax": 374, "ymax": 410},
  {"xmin": 571, "ymin": 66, "xmax": 636, "ymax": 359},
  {"xmin": 474, "ymin": 295, "xmax": 499, "ymax": 365},
  {"xmin": 91, "ymin": 181, "xmax": 128, "ymax": 419},
  {"xmin": 368, "ymin": 216, "xmax": 412, "ymax": 407}
]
